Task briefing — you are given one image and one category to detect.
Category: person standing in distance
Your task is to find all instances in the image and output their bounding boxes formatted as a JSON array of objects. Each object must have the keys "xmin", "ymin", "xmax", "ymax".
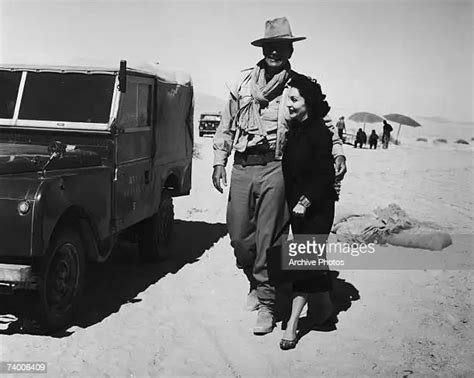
[
  {"xmin": 336, "ymin": 116, "xmax": 346, "ymax": 142},
  {"xmin": 382, "ymin": 120, "xmax": 393, "ymax": 149}
]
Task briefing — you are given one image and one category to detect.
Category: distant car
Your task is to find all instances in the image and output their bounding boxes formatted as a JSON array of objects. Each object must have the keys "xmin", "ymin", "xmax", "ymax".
[{"xmin": 198, "ymin": 113, "xmax": 221, "ymax": 137}]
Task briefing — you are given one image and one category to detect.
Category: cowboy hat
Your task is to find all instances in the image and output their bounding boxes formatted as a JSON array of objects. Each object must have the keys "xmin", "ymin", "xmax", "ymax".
[{"xmin": 251, "ymin": 17, "xmax": 306, "ymax": 47}]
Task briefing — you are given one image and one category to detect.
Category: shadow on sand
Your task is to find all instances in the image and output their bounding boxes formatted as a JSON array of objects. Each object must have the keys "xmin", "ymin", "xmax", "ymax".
[
  {"xmin": 0, "ymin": 219, "xmax": 227, "ymax": 337},
  {"xmin": 275, "ymin": 271, "xmax": 360, "ymax": 339}
]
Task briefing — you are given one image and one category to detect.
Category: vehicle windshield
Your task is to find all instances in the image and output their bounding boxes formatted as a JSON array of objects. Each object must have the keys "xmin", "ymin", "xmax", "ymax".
[
  {"xmin": 201, "ymin": 115, "xmax": 221, "ymax": 122},
  {"xmin": 20, "ymin": 72, "xmax": 115, "ymax": 123},
  {"xmin": 0, "ymin": 71, "xmax": 115, "ymax": 123},
  {"xmin": 0, "ymin": 71, "xmax": 22, "ymax": 118}
]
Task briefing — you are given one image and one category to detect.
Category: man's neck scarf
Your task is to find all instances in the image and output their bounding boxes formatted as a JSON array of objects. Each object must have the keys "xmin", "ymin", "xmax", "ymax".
[{"xmin": 232, "ymin": 59, "xmax": 291, "ymax": 137}]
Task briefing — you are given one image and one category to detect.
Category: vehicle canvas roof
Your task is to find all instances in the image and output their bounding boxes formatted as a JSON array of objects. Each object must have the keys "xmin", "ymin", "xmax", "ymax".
[{"xmin": 0, "ymin": 62, "xmax": 192, "ymax": 87}]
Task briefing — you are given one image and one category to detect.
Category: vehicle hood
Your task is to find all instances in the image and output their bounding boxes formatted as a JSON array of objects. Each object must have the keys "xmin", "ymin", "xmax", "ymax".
[{"xmin": 0, "ymin": 143, "xmax": 102, "ymax": 175}]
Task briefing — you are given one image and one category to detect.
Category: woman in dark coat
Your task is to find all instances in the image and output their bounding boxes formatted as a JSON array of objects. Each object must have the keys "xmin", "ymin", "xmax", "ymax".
[{"xmin": 280, "ymin": 74, "xmax": 338, "ymax": 350}]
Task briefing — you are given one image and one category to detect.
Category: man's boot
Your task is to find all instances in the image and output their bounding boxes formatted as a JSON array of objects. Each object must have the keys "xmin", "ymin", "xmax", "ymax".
[
  {"xmin": 252, "ymin": 283, "xmax": 275, "ymax": 334},
  {"xmin": 253, "ymin": 306, "xmax": 274, "ymax": 335}
]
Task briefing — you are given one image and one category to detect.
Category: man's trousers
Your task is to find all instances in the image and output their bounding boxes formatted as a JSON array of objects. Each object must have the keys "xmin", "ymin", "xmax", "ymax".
[{"xmin": 227, "ymin": 160, "xmax": 288, "ymax": 309}]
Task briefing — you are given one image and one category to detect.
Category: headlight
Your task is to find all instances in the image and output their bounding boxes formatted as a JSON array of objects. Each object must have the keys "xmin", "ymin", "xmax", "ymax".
[{"xmin": 17, "ymin": 200, "xmax": 31, "ymax": 216}]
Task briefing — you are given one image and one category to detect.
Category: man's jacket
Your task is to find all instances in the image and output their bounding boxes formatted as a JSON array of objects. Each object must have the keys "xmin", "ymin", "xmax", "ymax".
[{"xmin": 213, "ymin": 68, "xmax": 344, "ymax": 166}]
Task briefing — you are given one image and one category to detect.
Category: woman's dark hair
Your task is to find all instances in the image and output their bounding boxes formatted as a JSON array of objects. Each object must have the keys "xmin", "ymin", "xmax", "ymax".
[{"xmin": 288, "ymin": 73, "xmax": 330, "ymax": 119}]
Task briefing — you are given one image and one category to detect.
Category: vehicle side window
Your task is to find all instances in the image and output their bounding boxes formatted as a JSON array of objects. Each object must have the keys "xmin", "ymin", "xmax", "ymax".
[{"xmin": 120, "ymin": 81, "xmax": 152, "ymax": 128}]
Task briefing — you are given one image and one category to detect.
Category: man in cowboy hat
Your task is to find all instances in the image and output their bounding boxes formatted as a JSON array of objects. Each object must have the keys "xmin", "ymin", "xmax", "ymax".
[{"xmin": 212, "ymin": 17, "xmax": 347, "ymax": 335}]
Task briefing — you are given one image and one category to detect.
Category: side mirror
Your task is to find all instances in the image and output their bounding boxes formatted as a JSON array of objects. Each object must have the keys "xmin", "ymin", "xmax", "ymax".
[
  {"xmin": 119, "ymin": 60, "xmax": 127, "ymax": 93},
  {"xmin": 38, "ymin": 140, "xmax": 68, "ymax": 176},
  {"xmin": 48, "ymin": 140, "xmax": 67, "ymax": 158}
]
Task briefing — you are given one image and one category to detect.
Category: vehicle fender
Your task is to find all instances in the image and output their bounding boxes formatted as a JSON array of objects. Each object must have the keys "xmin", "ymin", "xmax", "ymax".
[{"xmin": 31, "ymin": 169, "xmax": 111, "ymax": 256}]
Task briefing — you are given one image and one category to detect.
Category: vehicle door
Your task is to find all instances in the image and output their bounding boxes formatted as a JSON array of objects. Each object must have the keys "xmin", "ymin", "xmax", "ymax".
[{"xmin": 113, "ymin": 74, "xmax": 155, "ymax": 230}]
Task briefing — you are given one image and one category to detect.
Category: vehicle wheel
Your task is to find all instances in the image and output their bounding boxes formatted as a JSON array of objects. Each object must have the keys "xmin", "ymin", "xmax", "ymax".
[
  {"xmin": 35, "ymin": 227, "xmax": 85, "ymax": 333},
  {"xmin": 199, "ymin": 132, "xmax": 203, "ymax": 137},
  {"xmin": 139, "ymin": 189, "xmax": 174, "ymax": 261}
]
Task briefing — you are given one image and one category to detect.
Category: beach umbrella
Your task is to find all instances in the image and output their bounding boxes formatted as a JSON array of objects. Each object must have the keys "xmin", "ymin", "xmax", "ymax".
[
  {"xmin": 383, "ymin": 113, "xmax": 421, "ymax": 144},
  {"xmin": 348, "ymin": 112, "xmax": 384, "ymax": 131}
]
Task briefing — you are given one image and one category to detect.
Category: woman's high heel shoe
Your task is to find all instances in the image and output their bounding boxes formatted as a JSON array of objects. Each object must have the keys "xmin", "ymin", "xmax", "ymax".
[{"xmin": 280, "ymin": 338, "xmax": 298, "ymax": 350}]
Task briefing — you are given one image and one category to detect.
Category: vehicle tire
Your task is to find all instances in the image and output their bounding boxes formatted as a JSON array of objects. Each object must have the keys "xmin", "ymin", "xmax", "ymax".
[
  {"xmin": 199, "ymin": 131, "xmax": 203, "ymax": 137},
  {"xmin": 35, "ymin": 227, "xmax": 85, "ymax": 333},
  {"xmin": 139, "ymin": 189, "xmax": 174, "ymax": 261}
]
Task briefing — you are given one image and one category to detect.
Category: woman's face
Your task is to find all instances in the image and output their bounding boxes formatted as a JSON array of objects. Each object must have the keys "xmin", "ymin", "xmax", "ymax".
[{"xmin": 287, "ymin": 87, "xmax": 308, "ymax": 122}]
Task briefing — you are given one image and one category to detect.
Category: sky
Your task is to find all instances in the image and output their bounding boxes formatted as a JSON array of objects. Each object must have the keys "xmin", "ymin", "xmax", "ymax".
[{"xmin": 0, "ymin": 0, "xmax": 472, "ymax": 122}]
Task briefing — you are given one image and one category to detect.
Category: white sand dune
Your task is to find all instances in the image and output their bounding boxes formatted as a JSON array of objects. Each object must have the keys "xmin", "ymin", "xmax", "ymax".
[{"xmin": 0, "ymin": 134, "xmax": 472, "ymax": 376}]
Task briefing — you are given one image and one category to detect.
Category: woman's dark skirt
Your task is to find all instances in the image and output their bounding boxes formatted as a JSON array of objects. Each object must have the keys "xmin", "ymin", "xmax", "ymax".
[{"xmin": 290, "ymin": 200, "xmax": 335, "ymax": 294}]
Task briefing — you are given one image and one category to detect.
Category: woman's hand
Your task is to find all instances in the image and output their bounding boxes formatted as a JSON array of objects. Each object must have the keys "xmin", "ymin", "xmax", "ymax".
[{"xmin": 292, "ymin": 203, "xmax": 307, "ymax": 217}]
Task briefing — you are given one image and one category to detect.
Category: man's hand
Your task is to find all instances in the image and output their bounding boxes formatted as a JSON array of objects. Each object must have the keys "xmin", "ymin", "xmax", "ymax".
[
  {"xmin": 212, "ymin": 165, "xmax": 227, "ymax": 193},
  {"xmin": 292, "ymin": 203, "xmax": 306, "ymax": 217},
  {"xmin": 334, "ymin": 155, "xmax": 347, "ymax": 180}
]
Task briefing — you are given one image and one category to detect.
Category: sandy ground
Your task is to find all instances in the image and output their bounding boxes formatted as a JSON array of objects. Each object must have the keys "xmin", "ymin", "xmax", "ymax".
[{"xmin": 0, "ymin": 136, "xmax": 473, "ymax": 377}]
